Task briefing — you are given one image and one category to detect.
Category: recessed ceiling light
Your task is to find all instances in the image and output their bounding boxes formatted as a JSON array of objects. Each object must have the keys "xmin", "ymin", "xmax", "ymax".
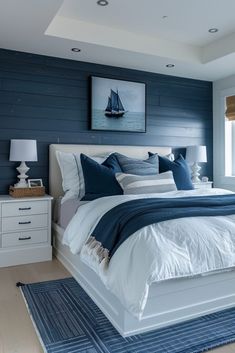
[
  {"xmin": 166, "ymin": 64, "xmax": 175, "ymax": 68},
  {"xmin": 97, "ymin": 0, "xmax": 109, "ymax": 6},
  {"xmin": 208, "ymin": 28, "xmax": 219, "ymax": 33},
  {"xmin": 71, "ymin": 48, "xmax": 81, "ymax": 52}
]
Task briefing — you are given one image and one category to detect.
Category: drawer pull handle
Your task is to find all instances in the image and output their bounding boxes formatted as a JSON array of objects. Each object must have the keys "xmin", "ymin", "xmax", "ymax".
[
  {"xmin": 19, "ymin": 207, "xmax": 31, "ymax": 211},
  {"xmin": 18, "ymin": 221, "xmax": 31, "ymax": 225},
  {"xmin": 18, "ymin": 236, "xmax": 31, "ymax": 241}
]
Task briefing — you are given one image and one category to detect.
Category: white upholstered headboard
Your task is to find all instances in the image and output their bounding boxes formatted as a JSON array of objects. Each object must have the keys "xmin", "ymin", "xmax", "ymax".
[{"xmin": 49, "ymin": 144, "xmax": 172, "ymax": 199}]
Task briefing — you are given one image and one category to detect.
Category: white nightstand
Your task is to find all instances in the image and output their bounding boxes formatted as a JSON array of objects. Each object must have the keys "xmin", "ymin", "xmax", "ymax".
[
  {"xmin": 0, "ymin": 195, "xmax": 53, "ymax": 267},
  {"xmin": 193, "ymin": 181, "xmax": 213, "ymax": 190}
]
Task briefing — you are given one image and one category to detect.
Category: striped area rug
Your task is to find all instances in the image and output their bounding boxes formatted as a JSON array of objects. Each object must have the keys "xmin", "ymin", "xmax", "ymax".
[{"xmin": 21, "ymin": 277, "xmax": 235, "ymax": 353}]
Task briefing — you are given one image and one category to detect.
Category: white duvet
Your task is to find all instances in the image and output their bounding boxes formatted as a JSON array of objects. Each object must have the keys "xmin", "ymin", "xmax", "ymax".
[{"xmin": 63, "ymin": 188, "xmax": 235, "ymax": 319}]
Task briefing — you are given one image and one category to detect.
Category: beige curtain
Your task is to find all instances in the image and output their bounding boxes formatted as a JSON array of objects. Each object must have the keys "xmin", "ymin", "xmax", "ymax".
[{"xmin": 225, "ymin": 95, "xmax": 235, "ymax": 121}]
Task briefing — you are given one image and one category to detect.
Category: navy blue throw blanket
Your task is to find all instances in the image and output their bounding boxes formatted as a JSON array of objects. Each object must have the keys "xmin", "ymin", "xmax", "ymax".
[{"xmin": 91, "ymin": 194, "xmax": 235, "ymax": 259}]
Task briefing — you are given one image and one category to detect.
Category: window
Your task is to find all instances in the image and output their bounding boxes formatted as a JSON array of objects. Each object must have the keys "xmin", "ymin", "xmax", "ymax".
[
  {"xmin": 225, "ymin": 119, "xmax": 232, "ymax": 175},
  {"xmin": 225, "ymin": 95, "xmax": 235, "ymax": 176}
]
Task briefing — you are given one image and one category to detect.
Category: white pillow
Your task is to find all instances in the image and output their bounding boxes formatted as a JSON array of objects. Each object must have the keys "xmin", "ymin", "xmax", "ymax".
[
  {"xmin": 116, "ymin": 171, "xmax": 176, "ymax": 195},
  {"xmin": 56, "ymin": 151, "xmax": 110, "ymax": 203},
  {"xmin": 56, "ymin": 151, "xmax": 80, "ymax": 203}
]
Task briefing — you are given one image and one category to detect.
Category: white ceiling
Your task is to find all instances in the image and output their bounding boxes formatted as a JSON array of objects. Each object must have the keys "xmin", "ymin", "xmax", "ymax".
[
  {"xmin": 1, "ymin": 0, "xmax": 235, "ymax": 81},
  {"xmin": 58, "ymin": 0, "xmax": 235, "ymax": 46}
]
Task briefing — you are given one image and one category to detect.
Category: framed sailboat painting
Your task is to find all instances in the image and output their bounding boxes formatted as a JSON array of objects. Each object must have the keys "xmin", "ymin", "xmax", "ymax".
[{"xmin": 91, "ymin": 76, "xmax": 146, "ymax": 132}]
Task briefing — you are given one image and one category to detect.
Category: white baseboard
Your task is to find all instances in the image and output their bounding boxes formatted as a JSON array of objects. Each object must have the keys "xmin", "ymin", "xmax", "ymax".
[{"xmin": 0, "ymin": 245, "xmax": 52, "ymax": 267}]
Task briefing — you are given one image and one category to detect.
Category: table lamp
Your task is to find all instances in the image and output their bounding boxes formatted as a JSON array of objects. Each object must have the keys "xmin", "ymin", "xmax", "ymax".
[
  {"xmin": 9, "ymin": 139, "xmax": 38, "ymax": 188},
  {"xmin": 186, "ymin": 145, "xmax": 207, "ymax": 183}
]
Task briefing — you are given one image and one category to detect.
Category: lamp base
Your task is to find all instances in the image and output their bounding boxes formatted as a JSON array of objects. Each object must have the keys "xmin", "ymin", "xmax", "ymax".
[
  {"xmin": 191, "ymin": 162, "xmax": 201, "ymax": 183},
  {"xmin": 14, "ymin": 161, "xmax": 29, "ymax": 188}
]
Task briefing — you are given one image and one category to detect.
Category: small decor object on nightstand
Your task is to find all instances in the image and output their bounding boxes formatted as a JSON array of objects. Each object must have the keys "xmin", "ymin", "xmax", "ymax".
[
  {"xmin": 186, "ymin": 145, "xmax": 207, "ymax": 183},
  {"xmin": 202, "ymin": 176, "xmax": 209, "ymax": 183},
  {"xmin": 9, "ymin": 139, "xmax": 38, "ymax": 188},
  {"xmin": 9, "ymin": 185, "xmax": 45, "ymax": 198},
  {"xmin": 28, "ymin": 179, "xmax": 43, "ymax": 188}
]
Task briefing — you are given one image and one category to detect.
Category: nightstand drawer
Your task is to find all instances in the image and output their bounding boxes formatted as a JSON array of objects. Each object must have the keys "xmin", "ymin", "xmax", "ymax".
[
  {"xmin": 2, "ymin": 200, "xmax": 48, "ymax": 217},
  {"xmin": 2, "ymin": 229, "xmax": 48, "ymax": 248},
  {"xmin": 2, "ymin": 214, "xmax": 48, "ymax": 232}
]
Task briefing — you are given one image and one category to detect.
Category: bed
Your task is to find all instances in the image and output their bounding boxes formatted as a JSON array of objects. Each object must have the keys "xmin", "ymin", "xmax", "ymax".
[{"xmin": 49, "ymin": 144, "xmax": 235, "ymax": 337}]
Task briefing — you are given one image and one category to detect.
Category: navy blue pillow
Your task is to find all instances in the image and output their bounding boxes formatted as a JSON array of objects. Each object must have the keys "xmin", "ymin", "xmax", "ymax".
[
  {"xmin": 149, "ymin": 153, "xmax": 193, "ymax": 190},
  {"xmin": 80, "ymin": 153, "xmax": 123, "ymax": 201}
]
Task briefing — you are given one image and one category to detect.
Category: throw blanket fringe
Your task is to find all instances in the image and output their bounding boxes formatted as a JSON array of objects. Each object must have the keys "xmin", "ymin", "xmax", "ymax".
[{"xmin": 81, "ymin": 236, "xmax": 109, "ymax": 274}]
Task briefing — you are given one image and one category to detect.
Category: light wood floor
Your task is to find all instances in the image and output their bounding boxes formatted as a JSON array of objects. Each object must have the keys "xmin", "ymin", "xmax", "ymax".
[{"xmin": 0, "ymin": 258, "xmax": 234, "ymax": 353}]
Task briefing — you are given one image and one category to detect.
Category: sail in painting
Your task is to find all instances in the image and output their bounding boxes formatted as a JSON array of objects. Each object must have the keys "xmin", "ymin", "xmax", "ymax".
[{"xmin": 105, "ymin": 89, "xmax": 126, "ymax": 118}]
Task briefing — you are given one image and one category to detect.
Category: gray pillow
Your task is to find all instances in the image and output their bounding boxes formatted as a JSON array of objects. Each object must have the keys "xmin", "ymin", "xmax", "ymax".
[
  {"xmin": 114, "ymin": 152, "xmax": 159, "ymax": 175},
  {"xmin": 116, "ymin": 171, "xmax": 177, "ymax": 194}
]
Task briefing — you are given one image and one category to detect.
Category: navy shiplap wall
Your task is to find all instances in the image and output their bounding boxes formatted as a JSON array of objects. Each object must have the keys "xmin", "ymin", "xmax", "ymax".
[{"xmin": 0, "ymin": 49, "xmax": 212, "ymax": 193}]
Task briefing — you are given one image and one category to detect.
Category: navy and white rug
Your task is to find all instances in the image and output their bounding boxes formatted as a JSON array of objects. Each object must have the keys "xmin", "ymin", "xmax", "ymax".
[{"xmin": 21, "ymin": 277, "xmax": 235, "ymax": 353}]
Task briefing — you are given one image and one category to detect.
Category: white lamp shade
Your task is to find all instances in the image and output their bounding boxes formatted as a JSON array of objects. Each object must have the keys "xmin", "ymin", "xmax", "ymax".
[
  {"xmin": 9, "ymin": 139, "xmax": 38, "ymax": 162},
  {"xmin": 186, "ymin": 145, "xmax": 207, "ymax": 163}
]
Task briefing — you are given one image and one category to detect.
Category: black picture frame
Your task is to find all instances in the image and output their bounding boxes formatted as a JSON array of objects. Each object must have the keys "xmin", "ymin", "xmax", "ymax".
[{"xmin": 90, "ymin": 76, "xmax": 146, "ymax": 133}]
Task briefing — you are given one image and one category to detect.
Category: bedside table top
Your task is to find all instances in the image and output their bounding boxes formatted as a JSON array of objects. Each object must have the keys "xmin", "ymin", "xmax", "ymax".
[{"xmin": 0, "ymin": 194, "xmax": 53, "ymax": 203}]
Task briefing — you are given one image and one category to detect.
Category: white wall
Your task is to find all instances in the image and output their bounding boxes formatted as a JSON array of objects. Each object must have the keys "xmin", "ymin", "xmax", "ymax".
[{"xmin": 213, "ymin": 74, "xmax": 235, "ymax": 191}]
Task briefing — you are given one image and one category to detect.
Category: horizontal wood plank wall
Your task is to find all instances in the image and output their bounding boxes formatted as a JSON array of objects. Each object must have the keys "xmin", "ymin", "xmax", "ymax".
[{"xmin": 0, "ymin": 49, "xmax": 212, "ymax": 194}]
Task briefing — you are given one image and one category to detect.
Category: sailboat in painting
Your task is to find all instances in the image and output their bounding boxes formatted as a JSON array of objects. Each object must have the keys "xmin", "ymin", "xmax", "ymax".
[{"xmin": 105, "ymin": 89, "xmax": 127, "ymax": 118}]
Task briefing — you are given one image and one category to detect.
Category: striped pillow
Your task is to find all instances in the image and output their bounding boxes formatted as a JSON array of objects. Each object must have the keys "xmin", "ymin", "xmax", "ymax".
[
  {"xmin": 114, "ymin": 153, "xmax": 159, "ymax": 175},
  {"xmin": 116, "ymin": 171, "xmax": 177, "ymax": 195}
]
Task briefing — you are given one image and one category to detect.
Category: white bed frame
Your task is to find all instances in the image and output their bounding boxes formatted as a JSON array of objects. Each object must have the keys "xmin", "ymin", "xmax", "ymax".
[{"xmin": 49, "ymin": 144, "xmax": 235, "ymax": 337}]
